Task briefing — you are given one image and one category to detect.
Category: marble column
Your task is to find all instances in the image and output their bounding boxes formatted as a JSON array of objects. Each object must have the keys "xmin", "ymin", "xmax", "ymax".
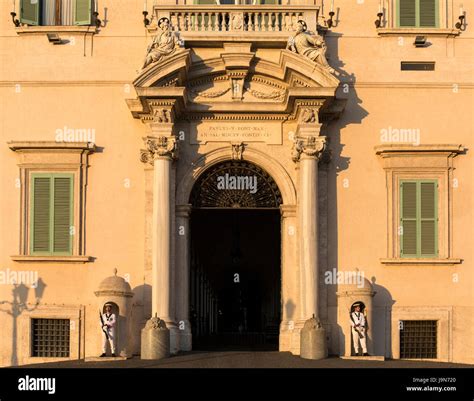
[
  {"xmin": 292, "ymin": 127, "xmax": 326, "ymax": 321},
  {"xmin": 176, "ymin": 204, "xmax": 192, "ymax": 351},
  {"xmin": 141, "ymin": 134, "xmax": 179, "ymax": 354}
]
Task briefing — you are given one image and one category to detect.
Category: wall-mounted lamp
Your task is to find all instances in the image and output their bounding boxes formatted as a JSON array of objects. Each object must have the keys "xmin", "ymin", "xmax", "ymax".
[
  {"xmin": 375, "ymin": 2, "xmax": 384, "ymax": 28},
  {"xmin": 143, "ymin": 11, "xmax": 150, "ymax": 27},
  {"xmin": 326, "ymin": 0, "xmax": 336, "ymax": 28},
  {"xmin": 375, "ymin": 12, "xmax": 384, "ymax": 28},
  {"xmin": 10, "ymin": 11, "xmax": 20, "ymax": 27},
  {"xmin": 455, "ymin": 5, "xmax": 466, "ymax": 30},
  {"xmin": 93, "ymin": 11, "xmax": 102, "ymax": 28}
]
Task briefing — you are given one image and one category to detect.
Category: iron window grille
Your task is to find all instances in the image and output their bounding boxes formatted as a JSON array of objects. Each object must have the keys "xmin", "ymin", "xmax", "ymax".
[
  {"xmin": 400, "ymin": 320, "xmax": 437, "ymax": 359},
  {"xmin": 31, "ymin": 318, "xmax": 70, "ymax": 357}
]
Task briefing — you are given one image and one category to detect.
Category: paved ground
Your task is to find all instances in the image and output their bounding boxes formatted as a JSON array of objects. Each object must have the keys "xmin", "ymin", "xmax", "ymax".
[{"xmin": 16, "ymin": 352, "xmax": 473, "ymax": 369}]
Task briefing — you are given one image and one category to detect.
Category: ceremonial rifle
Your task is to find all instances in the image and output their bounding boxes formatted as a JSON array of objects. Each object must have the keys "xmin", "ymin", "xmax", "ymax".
[{"xmin": 99, "ymin": 310, "xmax": 109, "ymax": 340}]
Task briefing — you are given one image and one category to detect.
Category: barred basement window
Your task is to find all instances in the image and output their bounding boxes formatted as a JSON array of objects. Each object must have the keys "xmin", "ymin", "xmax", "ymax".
[
  {"xmin": 31, "ymin": 318, "xmax": 70, "ymax": 357},
  {"xmin": 400, "ymin": 320, "xmax": 437, "ymax": 359}
]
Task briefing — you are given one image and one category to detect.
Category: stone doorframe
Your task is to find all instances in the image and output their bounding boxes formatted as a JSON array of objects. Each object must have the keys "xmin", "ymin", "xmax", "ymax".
[
  {"xmin": 175, "ymin": 146, "xmax": 297, "ymax": 352},
  {"xmin": 127, "ymin": 42, "xmax": 346, "ymax": 355}
]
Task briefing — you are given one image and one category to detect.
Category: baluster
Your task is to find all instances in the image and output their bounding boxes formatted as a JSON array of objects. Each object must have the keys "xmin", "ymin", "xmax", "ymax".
[
  {"xmin": 248, "ymin": 12, "xmax": 254, "ymax": 31},
  {"xmin": 210, "ymin": 12, "xmax": 215, "ymax": 32},
  {"xmin": 225, "ymin": 12, "xmax": 230, "ymax": 31},
  {"xmin": 271, "ymin": 12, "xmax": 276, "ymax": 31}
]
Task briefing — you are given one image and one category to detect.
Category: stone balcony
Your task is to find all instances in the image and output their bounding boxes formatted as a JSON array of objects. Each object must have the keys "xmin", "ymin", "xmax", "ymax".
[{"xmin": 152, "ymin": 5, "xmax": 321, "ymax": 45}]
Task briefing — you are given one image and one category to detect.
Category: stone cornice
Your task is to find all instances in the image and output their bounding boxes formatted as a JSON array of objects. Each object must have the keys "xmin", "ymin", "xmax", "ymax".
[
  {"xmin": 375, "ymin": 144, "xmax": 465, "ymax": 156},
  {"xmin": 8, "ymin": 141, "xmax": 96, "ymax": 153}
]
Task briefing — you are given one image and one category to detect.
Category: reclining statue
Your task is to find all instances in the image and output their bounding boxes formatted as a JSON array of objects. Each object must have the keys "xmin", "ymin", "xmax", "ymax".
[{"xmin": 287, "ymin": 20, "xmax": 335, "ymax": 74}]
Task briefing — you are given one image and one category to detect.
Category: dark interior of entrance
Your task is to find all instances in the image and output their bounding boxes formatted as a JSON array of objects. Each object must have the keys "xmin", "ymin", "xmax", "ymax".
[{"xmin": 190, "ymin": 209, "xmax": 281, "ymax": 350}]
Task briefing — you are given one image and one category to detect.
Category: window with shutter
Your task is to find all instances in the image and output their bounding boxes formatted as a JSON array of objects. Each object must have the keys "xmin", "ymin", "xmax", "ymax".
[
  {"xmin": 19, "ymin": 0, "xmax": 92, "ymax": 26},
  {"xmin": 397, "ymin": 0, "xmax": 438, "ymax": 28},
  {"xmin": 74, "ymin": 0, "xmax": 92, "ymax": 26},
  {"xmin": 20, "ymin": 0, "xmax": 40, "ymax": 25},
  {"xmin": 400, "ymin": 180, "xmax": 438, "ymax": 258},
  {"xmin": 31, "ymin": 174, "xmax": 73, "ymax": 256}
]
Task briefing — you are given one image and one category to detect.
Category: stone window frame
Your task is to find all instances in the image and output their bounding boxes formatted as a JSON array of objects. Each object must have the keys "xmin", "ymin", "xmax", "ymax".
[
  {"xmin": 377, "ymin": 0, "xmax": 461, "ymax": 36},
  {"xmin": 391, "ymin": 306, "xmax": 452, "ymax": 362},
  {"xmin": 375, "ymin": 144, "xmax": 463, "ymax": 265},
  {"xmin": 18, "ymin": 305, "xmax": 84, "ymax": 365},
  {"xmin": 8, "ymin": 142, "xmax": 95, "ymax": 263}
]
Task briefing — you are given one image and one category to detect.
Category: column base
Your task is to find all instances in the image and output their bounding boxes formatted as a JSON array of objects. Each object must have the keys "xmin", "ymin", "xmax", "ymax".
[
  {"xmin": 140, "ymin": 317, "xmax": 170, "ymax": 360},
  {"xmin": 300, "ymin": 317, "xmax": 327, "ymax": 360}
]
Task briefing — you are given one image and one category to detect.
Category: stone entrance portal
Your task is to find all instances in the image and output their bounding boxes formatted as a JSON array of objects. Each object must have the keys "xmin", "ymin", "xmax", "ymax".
[
  {"xmin": 189, "ymin": 160, "xmax": 282, "ymax": 350},
  {"xmin": 127, "ymin": 24, "xmax": 345, "ymax": 356}
]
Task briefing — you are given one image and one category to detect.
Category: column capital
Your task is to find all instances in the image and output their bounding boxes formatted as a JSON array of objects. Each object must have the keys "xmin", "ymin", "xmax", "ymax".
[
  {"xmin": 176, "ymin": 204, "xmax": 192, "ymax": 217},
  {"xmin": 292, "ymin": 135, "xmax": 326, "ymax": 162},
  {"xmin": 140, "ymin": 135, "xmax": 178, "ymax": 165}
]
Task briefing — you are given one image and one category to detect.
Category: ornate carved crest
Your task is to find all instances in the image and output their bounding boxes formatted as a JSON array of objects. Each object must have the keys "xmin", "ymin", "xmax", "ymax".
[{"xmin": 231, "ymin": 142, "xmax": 245, "ymax": 160}]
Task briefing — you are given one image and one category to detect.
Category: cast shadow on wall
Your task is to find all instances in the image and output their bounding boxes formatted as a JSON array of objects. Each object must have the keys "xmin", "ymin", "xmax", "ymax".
[{"xmin": 0, "ymin": 279, "xmax": 47, "ymax": 366}]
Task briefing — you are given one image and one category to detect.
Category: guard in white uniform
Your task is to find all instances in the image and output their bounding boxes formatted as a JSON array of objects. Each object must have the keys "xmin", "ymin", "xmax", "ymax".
[
  {"xmin": 100, "ymin": 303, "xmax": 117, "ymax": 357},
  {"xmin": 350, "ymin": 303, "xmax": 368, "ymax": 356}
]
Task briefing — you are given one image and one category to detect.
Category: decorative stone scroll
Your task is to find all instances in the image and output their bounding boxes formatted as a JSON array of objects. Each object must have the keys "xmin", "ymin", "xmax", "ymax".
[{"xmin": 140, "ymin": 135, "xmax": 178, "ymax": 164}]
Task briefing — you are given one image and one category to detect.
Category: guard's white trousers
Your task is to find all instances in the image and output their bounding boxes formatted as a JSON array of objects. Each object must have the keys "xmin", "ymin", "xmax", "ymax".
[
  {"xmin": 102, "ymin": 330, "xmax": 116, "ymax": 354},
  {"xmin": 351, "ymin": 327, "xmax": 367, "ymax": 353}
]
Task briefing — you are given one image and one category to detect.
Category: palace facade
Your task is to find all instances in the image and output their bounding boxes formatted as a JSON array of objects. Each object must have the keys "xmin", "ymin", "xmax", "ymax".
[{"xmin": 0, "ymin": 0, "xmax": 473, "ymax": 366}]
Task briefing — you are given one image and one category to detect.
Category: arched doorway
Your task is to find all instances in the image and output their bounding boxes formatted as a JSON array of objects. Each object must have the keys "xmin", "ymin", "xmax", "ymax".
[{"xmin": 189, "ymin": 160, "xmax": 282, "ymax": 350}]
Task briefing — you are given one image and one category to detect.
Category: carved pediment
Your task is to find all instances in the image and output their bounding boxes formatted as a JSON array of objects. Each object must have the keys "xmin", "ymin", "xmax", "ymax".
[{"xmin": 127, "ymin": 44, "xmax": 344, "ymax": 123}]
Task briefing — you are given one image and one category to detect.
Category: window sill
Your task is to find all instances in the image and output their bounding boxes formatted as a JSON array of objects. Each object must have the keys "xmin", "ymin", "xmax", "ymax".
[
  {"xmin": 380, "ymin": 258, "xmax": 462, "ymax": 265},
  {"xmin": 377, "ymin": 28, "xmax": 460, "ymax": 37},
  {"xmin": 11, "ymin": 255, "xmax": 92, "ymax": 263},
  {"xmin": 15, "ymin": 26, "xmax": 97, "ymax": 36}
]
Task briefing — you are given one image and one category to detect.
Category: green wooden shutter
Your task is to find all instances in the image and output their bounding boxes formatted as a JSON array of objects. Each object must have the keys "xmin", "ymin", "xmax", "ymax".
[
  {"xmin": 400, "ymin": 180, "xmax": 438, "ymax": 258},
  {"xmin": 53, "ymin": 177, "xmax": 73, "ymax": 253},
  {"xmin": 399, "ymin": 0, "xmax": 416, "ymax": 27},
  {"xmin": 74, "ymin": 0, "xmax": 92, "ymax": 25},
  {"xmin": 31, "ymin": 173, "xmax": 73, "ymax": 255},
  {"xmin": 401, "ymin": 182, "xmax": 417, "ymax": 256},
  {"xmin": 32, "ymin": 176, "xmax": 51, "ymax": 253},
  {"xmin": 419, "ymin": 0, "xmax": 437, "ymax": 27},
  {"xmin": 420, "ymin": 182, "xmax": 437, "ymax": 255},
  {"xmin": 20, "ymin": 0, "xmax": 40, "ymax": 26}
]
